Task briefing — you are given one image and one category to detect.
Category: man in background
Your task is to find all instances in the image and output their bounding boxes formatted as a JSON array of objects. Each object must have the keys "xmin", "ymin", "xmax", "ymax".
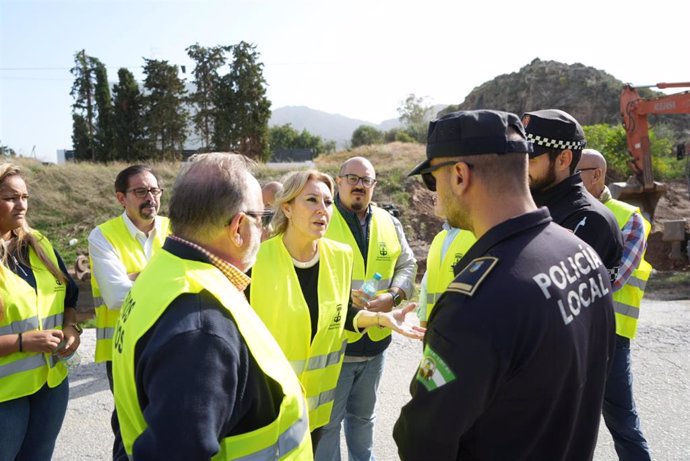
[
  {"xmin": 88, "ymin": 165, "xmax": 170, "ymax": 457},
  {"xmin": 523, "ymin": 109, "xmax": 623, "ymax": 276},
  {"xmin": 317, "ymin": 156, "xmax": 417, "ymax": 461},
  {"xmin": 578, "ymin": 148, "xmax": 653, "ymax": 461}
]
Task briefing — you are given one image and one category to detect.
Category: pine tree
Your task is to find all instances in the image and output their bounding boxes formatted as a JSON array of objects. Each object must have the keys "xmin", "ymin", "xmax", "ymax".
[
  {"xmin": 213, "ymin": 42, "xmax": 271, "ymax": 160},
  {"xmin": 142, "ymin": 59, "xmax": 188, "ymax": 160},
  {"xmin": 70, "ymin": 50, "xmax": 97, "ymax": 161},
  {"xmin": 94, "ymin": 61, "xmax": 115, "ymax": 161},
  {"xmin": 112, "ymin": 68, "xmax": 147, "ymax": 161},
  {"xmin": 186, "ymin": 43, "xmax": 226, "ymax": 151}
]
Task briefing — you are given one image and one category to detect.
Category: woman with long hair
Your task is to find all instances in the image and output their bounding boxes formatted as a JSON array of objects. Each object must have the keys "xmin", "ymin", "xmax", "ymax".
[
  {"xmin": 0, "ymin": 163, "xmax": 80, "ymax": 460},
  {"xmin": 248, "ymin": 169, "xmax": 423, "ymax": 452}
]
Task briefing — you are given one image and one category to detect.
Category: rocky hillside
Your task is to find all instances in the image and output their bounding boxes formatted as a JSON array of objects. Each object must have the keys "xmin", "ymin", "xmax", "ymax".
[{"xmin": 440, "ymin": 58, "xmax": 689, "ymax": 137}]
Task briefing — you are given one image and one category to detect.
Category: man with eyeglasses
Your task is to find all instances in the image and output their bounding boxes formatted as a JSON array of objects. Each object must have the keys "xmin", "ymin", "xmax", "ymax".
[
  {"xmin": 317, "ymin": 156, "xmax": 417, "ymax": 461},
  {"xmin": 395, "ymin": 109, "xmax": 615, "ymax": 460},
  {"xmin": 111, "ymin": 153, "xmax": 311, "ymax": 460},
  {"xmin": 87, "ymin": 164, "xmax": 171, "ymax": 458}
]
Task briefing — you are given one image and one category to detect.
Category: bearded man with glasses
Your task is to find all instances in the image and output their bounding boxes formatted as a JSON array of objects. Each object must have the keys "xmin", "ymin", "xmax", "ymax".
[
  {"xmin": 317, "ymin": 156, "xmax": 417, "ymax": 461},
  {"xmin": 87, "ymin": 164, "xmax": 171, "ymax": 459}
]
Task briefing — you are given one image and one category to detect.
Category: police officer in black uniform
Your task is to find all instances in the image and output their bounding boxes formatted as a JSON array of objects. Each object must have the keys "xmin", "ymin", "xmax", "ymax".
[
  {"xmin": 523, "ymin": 109, "xmax": 623, "ymax": 278},
  {"xmin": 394, "ymin": 110, "xmax": 615, "ymax": 460}
]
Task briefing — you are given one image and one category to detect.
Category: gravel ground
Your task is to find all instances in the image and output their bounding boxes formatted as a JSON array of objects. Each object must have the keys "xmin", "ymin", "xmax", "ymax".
[{"xmin": 54, "ymin": 298, "xmax": 690, "ymax": 460}]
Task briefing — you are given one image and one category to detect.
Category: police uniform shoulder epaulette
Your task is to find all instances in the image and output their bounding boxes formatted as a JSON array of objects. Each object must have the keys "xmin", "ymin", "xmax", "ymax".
[{"xmin": 446, "ymin": 256, "xmax": 498, "ymax": 296}]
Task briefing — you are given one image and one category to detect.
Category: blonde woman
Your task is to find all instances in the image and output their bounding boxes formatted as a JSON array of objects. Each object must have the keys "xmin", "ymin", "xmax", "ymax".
[
  {"xmin": 0, "ymin": 163, "xmax": 80, "ymax": 460},
  {"xmin": 248, "ymin": 170, "xmax": 423, "ymax": 451}
]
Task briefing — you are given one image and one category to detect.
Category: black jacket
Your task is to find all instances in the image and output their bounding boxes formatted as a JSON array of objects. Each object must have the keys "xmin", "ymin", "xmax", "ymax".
[
  {"xmin": 531, "ymin": 173, "xmax": 623, "ymax": 275},
  {"xmin": 394, "ymin": 208, "xmax": 615, "ymax": 461}
]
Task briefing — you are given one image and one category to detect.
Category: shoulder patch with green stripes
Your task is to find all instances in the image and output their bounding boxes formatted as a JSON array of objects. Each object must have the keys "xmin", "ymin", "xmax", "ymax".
[
  {"xmin": 446, "ymin": 256, "xmax": 498, "ymax": 297},
  {"xmin": 416, "ymin": 344, "xmax": 456, "ymax": 391}
]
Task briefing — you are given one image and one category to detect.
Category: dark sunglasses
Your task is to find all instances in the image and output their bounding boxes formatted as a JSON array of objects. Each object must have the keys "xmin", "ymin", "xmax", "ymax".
[{"xmin": 419, "ymin": 160, "xmax": 471, "ymax": 191}]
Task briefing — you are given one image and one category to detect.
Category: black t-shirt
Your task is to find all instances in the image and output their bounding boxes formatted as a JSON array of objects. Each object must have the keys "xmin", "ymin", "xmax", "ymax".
[{"xmin": 394, "ymin": 208, "xmax": 616, "ymax": 461}]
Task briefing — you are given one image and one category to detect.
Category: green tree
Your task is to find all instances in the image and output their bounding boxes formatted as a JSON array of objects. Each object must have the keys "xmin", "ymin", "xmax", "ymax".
[
  {"xmin": 71, "ymin": 114, "xmax": 91, "ymax": 161},
  {"xmin": 142, "ymin": 58, "xmax": 188, "ymax": 161},
  {"xmin": 351, "ymin": 125, "xmax": 383, "ymax": 147},
  {"xmin": 186, "ymin": 43, "xmax": 226, "ymax": 151},
  {"xmin": 213, "ymin": 41, "xmax": 271, "ymax": 161},
  {"xmin": 70, "ymin": 50, "xmax": 98, "ymax": 161},
  {"xmin": 93, "ymin": 61, "xmax": 115, "ymax": 161},
  {"xmin": 112, "ymin": 68, "xmax": 147, "ymax": 161},
  {"xmin": 397, "ymin": 93, "xmax": 429, "ymax": 143},
  {"xmin": 269, "ymin": 124, "xmax": 299, "ymax": 150},
  {"xmin": 269, "ymin": 124, "xmax": 335, "ymax": 156},
  {"xmin": 0, "ymin": 141, "xmax": 17, "ymax": 157}
]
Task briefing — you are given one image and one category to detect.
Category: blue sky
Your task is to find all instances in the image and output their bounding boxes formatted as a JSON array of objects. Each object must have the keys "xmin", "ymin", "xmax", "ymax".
[{"xmin": 1, "ymin": 0, "xmax": 689, "ymax": 162}]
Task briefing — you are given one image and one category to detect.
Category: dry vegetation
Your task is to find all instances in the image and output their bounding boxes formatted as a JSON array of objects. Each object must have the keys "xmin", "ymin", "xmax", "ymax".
[{"xmin": 4, "ymin": 142, "xmax": 689, "ymax": 301}]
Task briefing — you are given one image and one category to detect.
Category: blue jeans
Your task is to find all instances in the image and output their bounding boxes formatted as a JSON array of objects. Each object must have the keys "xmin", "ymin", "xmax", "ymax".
[
  {"xmin": 315, "ymin": 352, "xmax": 385, "ymax": 461},
  {"xmin": 0, "ymin": 378, "xmax": 69, "ymax": 461},
  {"xmin": 602, "ymin": 335, "xmax": 651, "ymax": 461}
]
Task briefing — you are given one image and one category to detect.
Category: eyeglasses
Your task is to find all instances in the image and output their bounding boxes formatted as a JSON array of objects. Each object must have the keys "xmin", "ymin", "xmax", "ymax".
[
  {"xmin": 126, "ymin": 187, "xmax": 163, "ymax": 198},
  {"xmin": 339, "ymin": 174, "xmax": 377, "ymax": 189},
  {"xmin": 419, "ymin": 160, "xmax": 473, "ymax": 192},
  {"xmin": 243, "ymin": 210, "xmax": 275, "ymax": 228}
]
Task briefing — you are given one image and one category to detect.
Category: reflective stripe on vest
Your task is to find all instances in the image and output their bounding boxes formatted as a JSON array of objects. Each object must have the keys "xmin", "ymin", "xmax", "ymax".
[
  {"xmin": 605, "ymin": 199, "xmax": 653, "ymax": 339},
  {"xmin": 90, "ymin": 215, "xmax": 170, "ymax": 362},
  {"xmin": 290, "ymin": 340, "xmax": 348, "ymax": 376},
  {"xmin": 250, "ymin": 236, "xmax": 353, "ymax": 430},
  {"xmin": 113, "ymin": 250, "xmax": 311, "ymax": 459},
  {"xmin": 425, "ymin": 229, "xmax": 476, "ymax": 321},
  {"xmin": 0, "ymin": 232, "xmax": 68, "ymax": 402},
  {"xmin": 326, "ymin": 206, "xmax": 401, "ymax": 342}
]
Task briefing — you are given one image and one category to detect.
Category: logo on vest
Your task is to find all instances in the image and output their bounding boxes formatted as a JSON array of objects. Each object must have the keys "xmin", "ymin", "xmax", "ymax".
[
  {"xmin": 452, "ymin": 252, "xmax": 465, "ymax": 271},
  {"xmin": 329, "ymin": 303, "xmax": 343, "ymax": 330},
  {"xmin": 376, "ymin": 242, "xmax": 391, "ymax": 261},
  {"xmin": 114, "ymin": 295, "xmax": 136, "ymax": 354}
]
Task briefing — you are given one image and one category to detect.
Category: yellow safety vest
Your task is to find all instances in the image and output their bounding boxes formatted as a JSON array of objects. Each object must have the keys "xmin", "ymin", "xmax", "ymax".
[
  {"xmin": 250, "ymin": 236, "xmax": 353, "ymax": 430},
  {"xmin": 0, "ymin": 232, "xmax": 68, "ymax": 402},
  {"xmin": 425, "ymin": 229, "xmax": 476, "ymax": 321},
  {"xmin": 325, "ymin": 206, "xmax": 401, "ymax": 342},
  {"xmin": 605, "ymin": 199, "xmax": 653, "ymax": 339},
  {"xmin": 112, "ymin": 249, "xmax": 311, "ymax": 460},
  {"xmin": 90, "ymin": 215, "xmax": 170, "ymax": 362}
]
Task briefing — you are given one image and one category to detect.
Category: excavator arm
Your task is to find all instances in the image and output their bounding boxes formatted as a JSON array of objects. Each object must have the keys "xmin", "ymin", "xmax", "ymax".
[{"xmin": 615, "ymin": 82, "xmax": 690, "ymax": 219}]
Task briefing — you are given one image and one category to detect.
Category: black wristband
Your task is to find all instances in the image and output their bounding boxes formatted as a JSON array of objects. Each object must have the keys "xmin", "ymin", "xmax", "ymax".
[{"xmin": 18, "ymin": 332, "xmax": 23, "ymax": 352}]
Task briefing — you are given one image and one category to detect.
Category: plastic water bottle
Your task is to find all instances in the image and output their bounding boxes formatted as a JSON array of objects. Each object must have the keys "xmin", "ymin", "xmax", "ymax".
[
  {"xmin": 361, "ymin": 272, "xmax": 382, "ymax": 299},
  {"xmin": 54, "ymin": 340, "xmax": 81, "ymax": 369}
]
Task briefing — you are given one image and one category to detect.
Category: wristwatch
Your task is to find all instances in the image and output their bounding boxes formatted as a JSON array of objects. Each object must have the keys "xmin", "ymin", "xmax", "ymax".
[{"xmin": 388, "ymin": 289, "xmax": 402, "ymax": 307}]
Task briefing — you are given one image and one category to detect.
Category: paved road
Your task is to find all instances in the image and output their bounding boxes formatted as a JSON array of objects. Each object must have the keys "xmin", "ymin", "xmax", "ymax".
[{"xmin": 54, "ymin": 298, "xmax": 690, "ymax": 460}]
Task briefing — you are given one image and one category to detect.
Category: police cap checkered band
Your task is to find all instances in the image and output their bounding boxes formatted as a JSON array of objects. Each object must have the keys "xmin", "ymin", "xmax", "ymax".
[
  {"xmin": 408, "ymin": 109, "xmax": 533, "ymax": 177},
  {"xmin": 521, "ymin": 109, "xmax": 586, "ymax": 157},
  {"xmin": 526, "ymin": 133, "xmax": 586, "ymax": 150}
]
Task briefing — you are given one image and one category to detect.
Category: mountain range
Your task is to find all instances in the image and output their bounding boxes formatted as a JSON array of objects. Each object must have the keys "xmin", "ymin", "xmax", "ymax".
[{"xmin": 269, "ymin": 106, "xmax": 402, "ymax": 148}]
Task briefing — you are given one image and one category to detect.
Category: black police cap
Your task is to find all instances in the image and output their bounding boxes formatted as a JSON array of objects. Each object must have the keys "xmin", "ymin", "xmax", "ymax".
[
  {"xmin": 521, "ymin": 109, "xmax": 586, "ymax": 157},
  {"xmin": 408, "ymin": 109, "xmax": 533, "ymax": 177}
]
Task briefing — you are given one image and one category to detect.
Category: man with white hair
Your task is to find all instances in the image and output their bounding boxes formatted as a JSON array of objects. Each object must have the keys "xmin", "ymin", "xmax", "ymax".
[{"xmin": 112, "ymin": 153, "xmax": 311, "ymax": 460}]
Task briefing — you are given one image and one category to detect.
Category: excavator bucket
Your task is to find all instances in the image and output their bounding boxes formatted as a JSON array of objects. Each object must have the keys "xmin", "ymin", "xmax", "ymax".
[{"xmin": 609, "ymin": 176, "xmax": 667, "ymax": 222}]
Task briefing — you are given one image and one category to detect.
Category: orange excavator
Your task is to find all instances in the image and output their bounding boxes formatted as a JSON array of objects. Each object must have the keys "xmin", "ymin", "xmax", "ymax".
[{"xmin": 612, "ymin": 82, "xmax": 690, "ymax": 219}]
